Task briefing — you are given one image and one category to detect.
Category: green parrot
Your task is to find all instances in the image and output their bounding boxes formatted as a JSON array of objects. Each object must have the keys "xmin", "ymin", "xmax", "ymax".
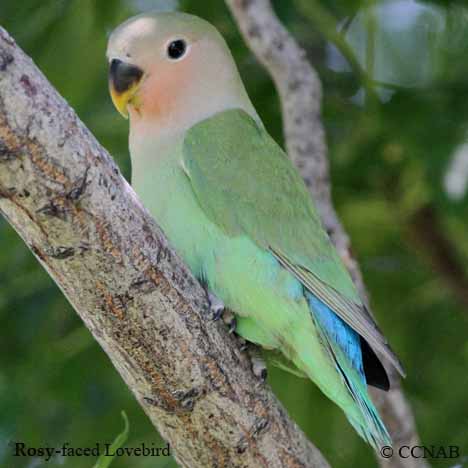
[{"xmin": 107, "ymin": 11, "xmax": 405, "ymax": 449}]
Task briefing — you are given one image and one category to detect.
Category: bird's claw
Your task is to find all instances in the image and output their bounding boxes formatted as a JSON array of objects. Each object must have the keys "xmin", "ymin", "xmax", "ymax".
[
  {"xmin": 251, "ymin": 355, "xmax": 268, "ymax": 381},
  {"xmin": 207, "ymin": 291, "xmax": 225, "ymax": 321},
  {"xmin": 222, "ymin": 310, "xmax": 237, "ymax": 334},
  {"xmin": 242, "ymin": 344, "xmax": 267, "ymax": 382},
  {"xmin": 207, "ymin": 291, "xmax": 238, "ymax": 334},
  {"xmin": 207, "ymin": 289, "xmax": 266, "ymax": 380},
  {"xmin": 239, "ymin": 338, "xmax": 248, "ymax": 352}
]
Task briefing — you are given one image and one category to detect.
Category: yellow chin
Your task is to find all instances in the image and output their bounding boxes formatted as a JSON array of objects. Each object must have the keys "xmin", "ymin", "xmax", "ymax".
[{"xmin": 109, "ymin": 82, "xmax": 139, "ymax": 119}]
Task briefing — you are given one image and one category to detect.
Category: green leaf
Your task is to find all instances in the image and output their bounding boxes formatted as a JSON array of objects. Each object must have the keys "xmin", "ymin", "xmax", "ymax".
[{"xmin": 94, "ymin": 411, "xmax": 130, "ymax": 468}]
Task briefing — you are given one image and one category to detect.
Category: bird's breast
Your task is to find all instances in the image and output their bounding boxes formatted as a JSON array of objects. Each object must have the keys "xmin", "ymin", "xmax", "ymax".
[{"xmin": 131, "ymin": 141, "xmax": 223, "ymax": 279}]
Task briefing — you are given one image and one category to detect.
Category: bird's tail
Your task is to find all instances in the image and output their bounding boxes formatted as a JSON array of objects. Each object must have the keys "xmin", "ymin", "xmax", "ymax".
[
  {"xmin": 304, "ymin": 292, "xmax": 391, "ymax": 450},
  {"xmin": 332, "ymin": 344, "xmax": 391, "ymax": 449}
]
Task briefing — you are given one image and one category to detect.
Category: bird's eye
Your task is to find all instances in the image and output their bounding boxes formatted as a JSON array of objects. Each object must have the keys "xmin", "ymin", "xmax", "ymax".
[{"xmin": 167, "ymin": 40, "xmax": 187, "ymax": 60}]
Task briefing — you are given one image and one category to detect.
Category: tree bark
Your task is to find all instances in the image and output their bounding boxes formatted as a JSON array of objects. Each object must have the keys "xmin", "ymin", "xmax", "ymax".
[
  {"xmin": 0, "ymin": 27, "xmax": 330, "ymax": 468},
  {"xmin": 225, "ymin": 1, "xmax": 427, "ymax": 467}
]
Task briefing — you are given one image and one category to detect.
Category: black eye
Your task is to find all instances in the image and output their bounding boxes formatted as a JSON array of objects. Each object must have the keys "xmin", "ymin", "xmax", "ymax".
[{"xmin": 167, "ymin": 40, "xmax": 187, "ymax": 60}]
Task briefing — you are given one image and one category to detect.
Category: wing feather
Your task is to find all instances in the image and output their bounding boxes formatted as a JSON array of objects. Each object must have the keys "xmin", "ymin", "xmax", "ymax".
[
  {"xmin": 272, "ymin": 247, "xmax": 405, "ymax": 376},
  {"xmin": 183, "ymin": 108, "xmax": 405, "ymax": 377}
]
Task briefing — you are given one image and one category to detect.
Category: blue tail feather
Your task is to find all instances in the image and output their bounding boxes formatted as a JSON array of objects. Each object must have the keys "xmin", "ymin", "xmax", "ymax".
[
  {"xmin": 306, "ymin": 291, "xmax": 391, "ymax": 449},
  {"xmin": 307, "ymin": 293, "xmax": 365, "ymax": 379}
]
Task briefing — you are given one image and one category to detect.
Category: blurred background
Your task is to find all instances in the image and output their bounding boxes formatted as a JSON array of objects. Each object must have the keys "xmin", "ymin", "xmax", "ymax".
[{"xmin": 1, "ymin": 0, "xmax": 468, "ymax": 467}]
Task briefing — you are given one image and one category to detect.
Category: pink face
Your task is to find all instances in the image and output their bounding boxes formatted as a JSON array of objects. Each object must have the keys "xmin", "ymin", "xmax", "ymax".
[
  {"xmin": 108, "ymin": 16, "xmax": 245, "ymax": 141},
  {"xmin": 129, "ymin": 44, "xmax": 197, "ymax": 124}
]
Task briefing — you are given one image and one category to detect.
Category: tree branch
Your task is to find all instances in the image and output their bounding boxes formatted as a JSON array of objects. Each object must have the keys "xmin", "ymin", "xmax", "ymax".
[
  {"xmin": 409, "ymin": 204, "xmax": 468, "ymax": 311},
  {"xmin": 0, "ymin": 27, "xmax": 329, "ymax": 468},
  {"xmin": 225, "ymin": 1, "xmax": 427, "ymax": 467}
]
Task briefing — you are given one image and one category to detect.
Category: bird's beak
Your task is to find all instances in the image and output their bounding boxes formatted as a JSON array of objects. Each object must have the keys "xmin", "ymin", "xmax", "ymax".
[{"xmin": 108, "ymin": 59, "xmax": 144, "ymax": 119}]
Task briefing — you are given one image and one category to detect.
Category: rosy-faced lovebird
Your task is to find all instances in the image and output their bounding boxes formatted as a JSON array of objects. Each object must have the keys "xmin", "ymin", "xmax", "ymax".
[{"xmin": 106, "ymin": 12, "xmax": 405, "ymax": 449}]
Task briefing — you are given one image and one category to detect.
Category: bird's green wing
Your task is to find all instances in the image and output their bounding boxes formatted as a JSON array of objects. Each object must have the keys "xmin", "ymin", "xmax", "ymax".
[{"xmin": 182, "ymin": 108, "xmax": 404, "ymax": 375}]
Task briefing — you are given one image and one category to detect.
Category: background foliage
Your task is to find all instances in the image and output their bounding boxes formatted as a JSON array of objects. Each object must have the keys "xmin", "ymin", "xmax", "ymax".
[{"xmin": 1, "ymin": 0, "xmax": 468, "ymax": 467}]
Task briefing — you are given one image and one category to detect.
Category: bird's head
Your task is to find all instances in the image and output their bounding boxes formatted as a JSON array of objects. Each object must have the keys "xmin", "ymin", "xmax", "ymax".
[{"xmin": 106, "ymin": 12, "xmax": 255, "ymax": 131}]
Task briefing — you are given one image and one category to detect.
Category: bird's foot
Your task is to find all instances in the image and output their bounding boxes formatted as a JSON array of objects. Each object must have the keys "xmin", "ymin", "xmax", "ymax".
[
  {"xmin": 207, "ymin": 291, "xmax": 225, "ymax": 321},
  {"xmin": 221, "ymin": 309, "xmax": 237, "ymax": 334},
  {"xmin": 245, "ymin": 345, "xmax": 268, "ymax": 382},
  {"xmin": 207, "ymin": 291, "xmax": 237, "ymax": 333},
  {"xmin": 251, "ymin": 355, "xmax": 268, "ymax": 381},
  {"xmin": 238, "ymin": 337, "xmax": 248, "ymax": 352},
  {"xmin": 206, "ymin": 289, "xmax": 264, "ymax": 379}
]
